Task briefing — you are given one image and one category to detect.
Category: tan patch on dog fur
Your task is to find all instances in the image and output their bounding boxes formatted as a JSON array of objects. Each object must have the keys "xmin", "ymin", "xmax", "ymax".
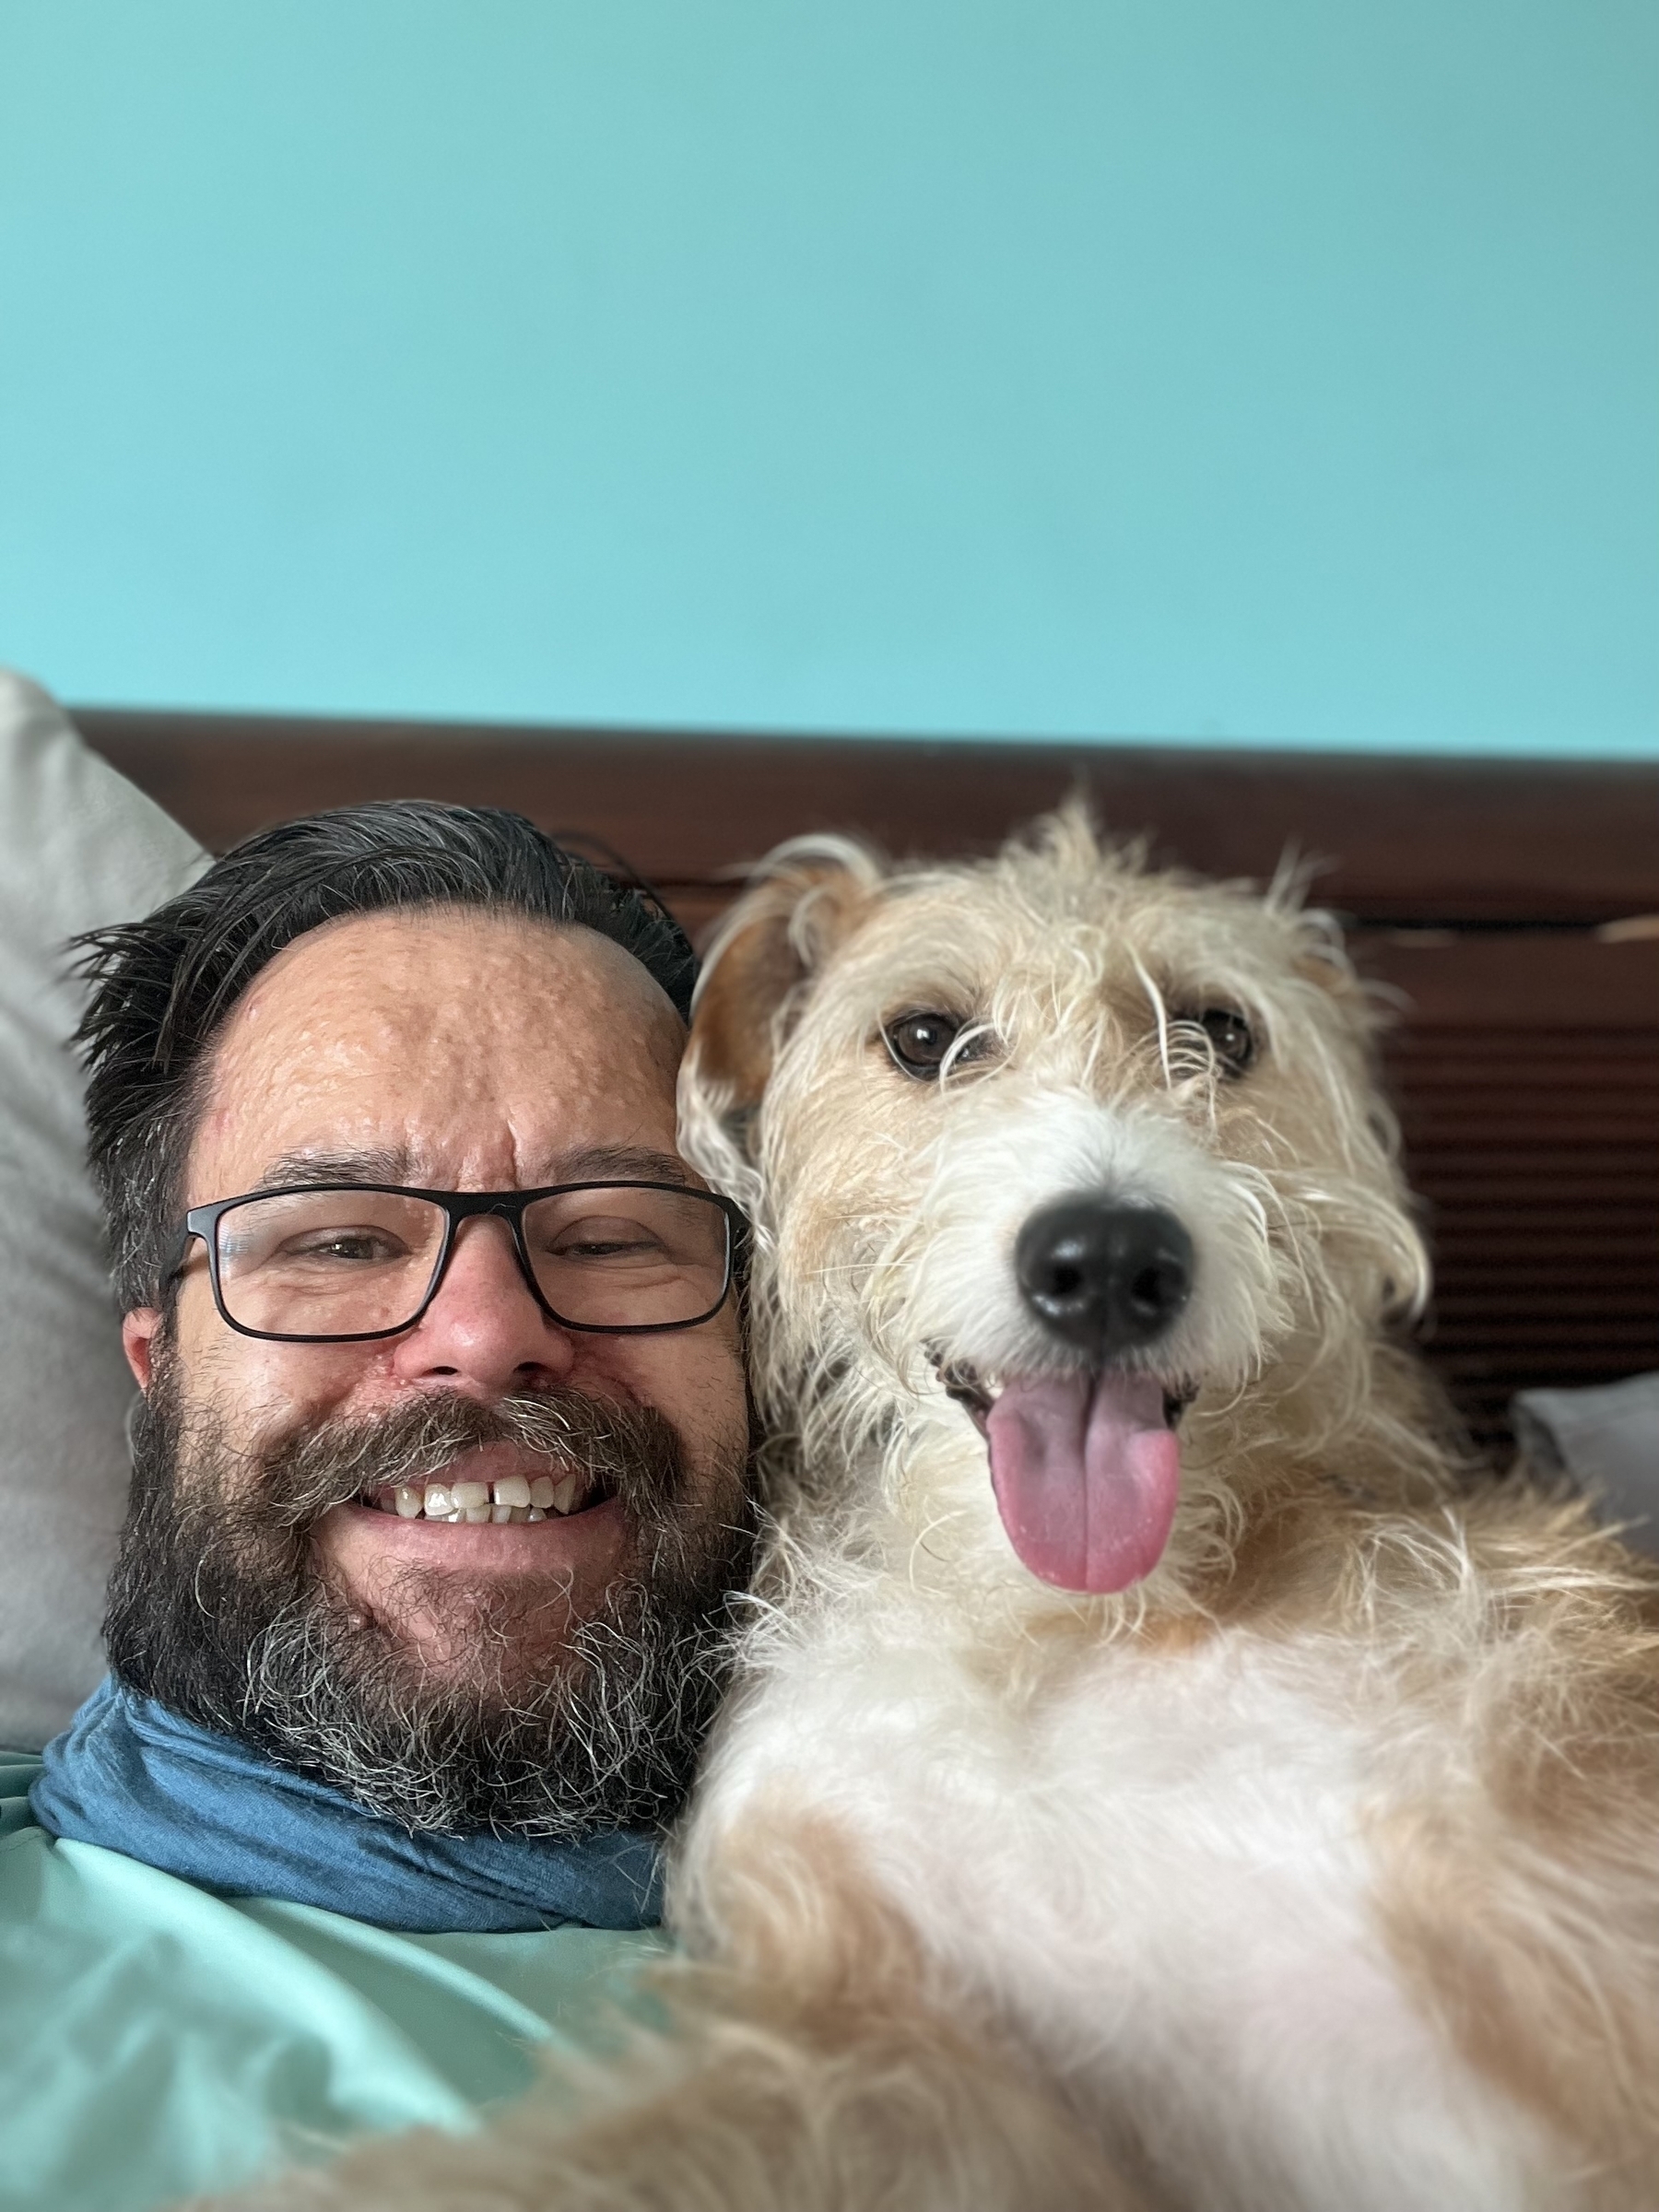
[{"xmin": 688, "ymin": 851, "xmax": 877, "ymax": 1110}]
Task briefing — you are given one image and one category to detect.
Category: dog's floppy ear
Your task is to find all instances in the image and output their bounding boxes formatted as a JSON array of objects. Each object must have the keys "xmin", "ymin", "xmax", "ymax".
[{"xmin": 680, "ymin": 837, "xmax": 882, "ymax": 1190}]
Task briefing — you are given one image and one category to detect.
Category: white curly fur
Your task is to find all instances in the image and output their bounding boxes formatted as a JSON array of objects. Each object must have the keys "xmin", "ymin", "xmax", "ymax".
[{"xmin": 673, "ymin": 811, "xmax": 1659, "ymax": 2210}]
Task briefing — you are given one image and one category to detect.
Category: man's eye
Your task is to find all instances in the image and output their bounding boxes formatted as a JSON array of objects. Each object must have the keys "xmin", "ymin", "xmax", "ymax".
[
  {"xmin": 1189, "ymin": 1007, "xmax": 1255, "ymax": 1077},
  {"xmin": 883, "ymin": 1011, "xmax": 964, "ymax": 1079},
  {"xmin": 542, "ymin": 1216, "xmax": 668, "ymax": 1266},
  {"xmin": 276, "ymin": 1230, "xmax": 406, "ymax": 1266}
]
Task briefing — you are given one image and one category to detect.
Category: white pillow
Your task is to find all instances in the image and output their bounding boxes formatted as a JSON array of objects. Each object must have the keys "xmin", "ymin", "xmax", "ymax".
[{"xmin": 0, "ymin": 671, "xmax": 207, "ymax": 1748}]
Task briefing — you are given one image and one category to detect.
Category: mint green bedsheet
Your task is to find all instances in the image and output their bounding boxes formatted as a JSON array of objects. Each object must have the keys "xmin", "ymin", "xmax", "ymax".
[{"xmin": 0, "ymin": 1749, "xmax": 666, "ymax": 2211}]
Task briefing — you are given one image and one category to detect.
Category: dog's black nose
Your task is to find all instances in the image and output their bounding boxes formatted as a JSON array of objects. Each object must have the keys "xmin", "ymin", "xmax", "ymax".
[{"xmin": 1014, "ymin": 1198, "xmax": 1194, "ymax": 1357}]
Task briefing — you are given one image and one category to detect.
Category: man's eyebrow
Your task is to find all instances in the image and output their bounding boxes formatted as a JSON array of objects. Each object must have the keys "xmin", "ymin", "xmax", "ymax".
[
  {"xmin": 549, "ymin": 1145, "xmax": 698, "ymax": 1190},
  {"xmin": 248, "ymin": 1145, "xmax": 697, "ymax": 1194},
  {"xmin": 253, "ymin": 1147, "xmax": 416, "ymax": 1192}
]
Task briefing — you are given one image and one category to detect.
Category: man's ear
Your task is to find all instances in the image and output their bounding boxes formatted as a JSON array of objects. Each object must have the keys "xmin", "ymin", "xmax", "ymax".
[
  {"xmin": 679, "ymin": 837, "xmax": 882, "ymax": 1187},
  {"xmin": 123, "ymin": 1308, "xmax": 160, "ymax": 1393}
]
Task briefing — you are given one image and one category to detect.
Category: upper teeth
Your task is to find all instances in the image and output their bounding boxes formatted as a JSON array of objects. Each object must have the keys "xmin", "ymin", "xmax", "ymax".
[{"xmin": 381, "ymin": 1473, "xmax": 586, "ymax": 1523}]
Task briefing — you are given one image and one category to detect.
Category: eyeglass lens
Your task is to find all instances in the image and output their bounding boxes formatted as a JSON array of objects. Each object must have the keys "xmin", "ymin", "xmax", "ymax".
[{"xmin": 211, "ymin": 1186, "xmax": 731, "ymax": 1337}]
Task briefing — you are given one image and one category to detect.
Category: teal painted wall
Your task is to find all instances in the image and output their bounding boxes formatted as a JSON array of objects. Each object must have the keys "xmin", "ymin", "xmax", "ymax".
[{"xmin": 0, "ymin": 1, "xmax": 1653, "ymax": 755}]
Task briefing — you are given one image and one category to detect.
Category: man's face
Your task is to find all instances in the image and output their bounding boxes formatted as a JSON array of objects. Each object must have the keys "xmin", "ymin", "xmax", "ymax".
[{"xmin": 114, "ymin": 906, "xmax": 751, "ymax": 1833}]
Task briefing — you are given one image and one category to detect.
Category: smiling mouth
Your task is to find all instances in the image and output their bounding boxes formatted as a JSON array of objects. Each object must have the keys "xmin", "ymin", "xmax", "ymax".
[
  {"xmin": 360, "ymin": 1469, "xmax": 617, "ymax": 1524},
  {"xmin": 933, "ymin": 1358, "xmax": 1195, "ymax": 1434}
]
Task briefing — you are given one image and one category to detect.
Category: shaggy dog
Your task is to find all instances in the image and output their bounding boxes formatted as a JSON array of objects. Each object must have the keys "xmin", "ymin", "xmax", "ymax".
[{"xmin": 223, "ymin": 812, "xmax": 1659, "ymax": 2212}]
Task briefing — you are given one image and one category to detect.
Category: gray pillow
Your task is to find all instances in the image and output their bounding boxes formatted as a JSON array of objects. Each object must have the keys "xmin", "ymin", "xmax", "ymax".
[
  {"xmin": 1512, "ymin": 1372, "xmax": 1659, "ymax": 1559},
  {"xmin": 0, "ymin": 671, "xmax": 207, "ymax": 1749}
]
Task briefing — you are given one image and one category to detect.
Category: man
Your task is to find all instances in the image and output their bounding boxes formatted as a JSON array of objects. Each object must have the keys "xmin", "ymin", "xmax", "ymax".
[{"xmin": 0, "ymin": 802, "xmax": 754, "ymax": 2208}]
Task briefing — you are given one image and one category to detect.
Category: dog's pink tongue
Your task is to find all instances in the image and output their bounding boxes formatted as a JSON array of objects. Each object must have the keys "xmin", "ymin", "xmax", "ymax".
[{"xmin": 986, "ymin": 1371, "xmax": 1180, "ymax": 1594}]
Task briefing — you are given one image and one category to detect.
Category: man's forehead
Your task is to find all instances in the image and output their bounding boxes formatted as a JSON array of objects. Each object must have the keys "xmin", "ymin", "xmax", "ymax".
[{"xmin": 189, "ymin": 906, "xmax": 688, "ymax": 1201}]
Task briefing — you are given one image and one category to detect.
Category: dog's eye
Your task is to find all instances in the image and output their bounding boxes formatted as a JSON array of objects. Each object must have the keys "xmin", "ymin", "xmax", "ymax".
[
  {"xmin": 883, "ymin": 1011, "xmax": 963, "ymax": 1079},
  {"xmin": 1194, "ymin": 1007, "xmax": 1254, "ymax": 1077}
]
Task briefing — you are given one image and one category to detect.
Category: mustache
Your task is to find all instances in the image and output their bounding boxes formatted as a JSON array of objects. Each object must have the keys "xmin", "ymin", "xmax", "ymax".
[
  {"xmin": 111, "ymin": 1365, "xmax": 755, "ymax": 1836},
  {"xmin": 259, "ymin": 1389, "xmax": 685, "ymax": 1530}
]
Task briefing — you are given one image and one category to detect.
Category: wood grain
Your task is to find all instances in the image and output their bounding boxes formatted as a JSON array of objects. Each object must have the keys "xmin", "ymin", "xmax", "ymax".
[{"xmin": 74, "ymin": 709, "xmax": 1659, "ymax": 926}]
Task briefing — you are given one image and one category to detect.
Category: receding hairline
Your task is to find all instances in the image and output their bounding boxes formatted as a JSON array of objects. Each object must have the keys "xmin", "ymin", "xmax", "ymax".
[{"xmin": 240, "ymin": 899, "xmax": 688, "ymax": 1029}]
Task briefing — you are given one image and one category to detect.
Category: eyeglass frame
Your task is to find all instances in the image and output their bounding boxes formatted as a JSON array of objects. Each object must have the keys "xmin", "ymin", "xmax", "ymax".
[{"xmin": 171, "ymin": 1180, "xmax": 748, "ymax": 1345}]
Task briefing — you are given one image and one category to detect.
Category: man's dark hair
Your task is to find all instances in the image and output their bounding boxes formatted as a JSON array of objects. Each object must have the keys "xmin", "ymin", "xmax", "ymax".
[{"xmin": 75, "ymin": 800, "xmax": 698, "ymax": 1312}]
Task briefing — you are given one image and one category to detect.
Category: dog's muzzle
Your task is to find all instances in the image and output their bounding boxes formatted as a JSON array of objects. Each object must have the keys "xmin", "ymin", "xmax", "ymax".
[{"xmin": 1014, "ymin": 1197, "xmax": 1194, "ymax": 1359}]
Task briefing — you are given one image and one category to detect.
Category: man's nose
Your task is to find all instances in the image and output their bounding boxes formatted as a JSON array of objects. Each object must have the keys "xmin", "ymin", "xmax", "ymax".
[{"xmin": 388, "ymin": 1215, "xmax": 576, "ymax": 1394}]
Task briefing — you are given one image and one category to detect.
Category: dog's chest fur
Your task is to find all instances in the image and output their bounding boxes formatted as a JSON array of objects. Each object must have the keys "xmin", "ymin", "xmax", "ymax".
[{"xmin": 688, "ymin": 1572, "xmax": 1551, "ymax": 2212}]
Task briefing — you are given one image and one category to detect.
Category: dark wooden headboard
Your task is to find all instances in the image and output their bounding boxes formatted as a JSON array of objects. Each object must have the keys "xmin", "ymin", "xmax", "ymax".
[{"xmin": 76, "ymin": 708, "xmax": 1659, "ymax": 1455}]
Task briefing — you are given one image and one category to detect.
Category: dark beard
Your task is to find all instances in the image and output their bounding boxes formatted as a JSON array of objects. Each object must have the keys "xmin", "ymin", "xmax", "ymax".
[{"xmin": 104, "ymin": 1366, "xmax": 754, "ymax": 1839}]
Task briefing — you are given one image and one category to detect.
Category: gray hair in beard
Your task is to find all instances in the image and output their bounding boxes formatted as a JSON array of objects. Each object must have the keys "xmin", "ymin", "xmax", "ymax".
[{"xmin": 104, "ymin": 1370, "xmax": 754, "ymax": 1838}]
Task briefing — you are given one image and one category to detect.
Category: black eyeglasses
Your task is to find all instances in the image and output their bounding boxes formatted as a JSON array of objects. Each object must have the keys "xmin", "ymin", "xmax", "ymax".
[{"xmin": 174, "ymin": 1182, "xmax": 746, "ymax": 1344}]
